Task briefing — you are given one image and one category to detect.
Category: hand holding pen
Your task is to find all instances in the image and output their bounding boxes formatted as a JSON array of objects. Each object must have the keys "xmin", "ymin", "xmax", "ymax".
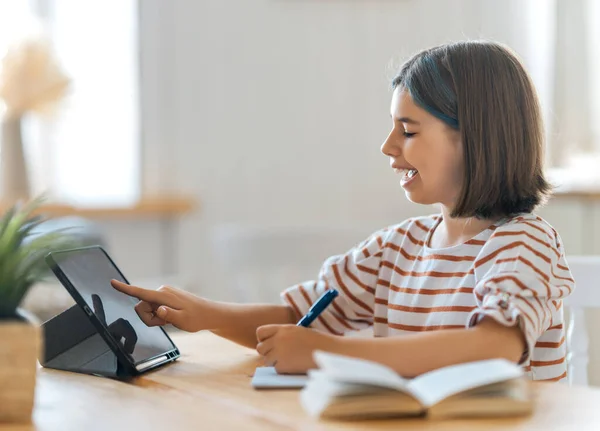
[{"xmin": 256, "ymin": 289, "xmax": 340, "ymax": 374}]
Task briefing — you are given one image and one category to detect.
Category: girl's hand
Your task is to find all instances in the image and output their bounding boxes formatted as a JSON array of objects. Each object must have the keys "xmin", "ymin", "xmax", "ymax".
[
  {"xmin": 255, "ymin": 324, "xmax": 337, "ymax": 374},
  {"xmin": 111, "ymin": 279, "xmax": 210, "ymax": 332}
]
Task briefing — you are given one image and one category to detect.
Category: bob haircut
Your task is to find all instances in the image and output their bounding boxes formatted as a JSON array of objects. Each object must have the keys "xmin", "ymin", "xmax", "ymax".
[{"xmin": 392, "ymin": 41, "xmax": 551, "ymax": 219}]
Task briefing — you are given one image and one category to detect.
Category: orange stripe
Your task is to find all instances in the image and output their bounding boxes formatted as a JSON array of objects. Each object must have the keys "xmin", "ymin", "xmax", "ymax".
[
  {"xmin": 356, "ymin": 263, "xmax": 378, "ymax": 276},
  {"xmin": 521, "ymin": 304, "xmax": 540, "ymax": 331},
  {"xmin": 376, "ymin": 236, "xmax": 384, "ymax": 248},
  {"xmin": 297, "ymin": 284, "xmax": 312, "ymax": 307},
  {"xmin": 322, "ymin": 279, "xmax": 371, "ymax": 319},
  {"xmin": 398, "ymin": 229, "xmax": 426, "ymax": 246},
  {"xmin": 374, "ymin": 316, "xmax": 388, "ymax": 324},
  {"xmin": 538, "ymin": 277, "xmax": 572, "ymax": 298},
  {"xmin": 551, "ymin": 264, "xmax": 574, "ymax": 282},
  {"xmin": 343, "ymin": 257, "xmax": 375, "ymax": 295},
  {"xmin": 486, "ymin": 275, "xmax": 536, "ymax": 293},
  {"xmin": 283, "ymin": 292, "xmax": 302, "ymax": 321},
  {"xmin": 519, "ymin": 255, "xmax": 550, "ymax": 282},
  {"xmin": 557, "ymin": 263, "xmax": 569, "ymax": 271},
  {"xmin": 536, "ymin": 336, "xmax": 565, "ymax": 348},
  {"xmin": 548, "ymin": 323, "xmax": 563, "ymax": 330},
  {"xmin": 540, "ymin": 371, "xmax": 567, "ymax": 382},
  {"xmin": 552, "ymin": 272, "xmax": 574, "ymax": 283},
  {"xmin": 362, "ymin": 248, "xmax": 370, "ymax": 258},
  {"xmin": 385, "ymin": 242, "xmax": 476, "ymax": 262},
  {"xmin": 542, "ymin": 277, "xmax": 572, "ymax": 297},
  {"xmin": 381, "ymin": 260, "xmax": 473, "ymax": 278},
  {"xmin": 522, "ymin": 365, "xmax": 531, "ymax": 372},
  {"xmin": 476, "ymin": 241, "xmax": 552, "ymax": 269},
  {"xmin": 493, "ymin": 230, "xmax": 560, "ymax": 259},
  {"xmin": 329, "ymin": 292, "xmax": 371, "ymax": 325},
  {"xmin": 380, "ymin": 279, "xmax": 475, "ymax": 296},
  {"xmin": 519, "ymin": 298, "xmax": 545, "ymax": 327},
  {"xmin": 375, "ymin": 297, "xmax": 388, "ymax": 306},
  {"xmin": 465, "ymin": 239, "xmax": 486, "ymax": 246},
  {"xmin": 406, "ymin": 230, "xmax": 426, "ymax": 246},
  {"xmin": 521, "ymin": 221, "xmax": 553, "ymax": 240},
  {"xmin": 494, "ymin": 256, "xmax": 550, "ymax": 282},
  {"xmin": 332, "ymin": 257, "xmax": 373, "ymax": 314},
  {"xmin": 329, "ymin": 311, "xmax": 355, "ymax": 331},
  {"xmin": 414, "ymin": 220, "xmax": 431, "ymax": 233},
  {"xmin": 330, "ymin": 299, "xmax": 350, "ymax": 321},
  {"xmin": 388, "ymin": 322, "xmax": 465, "ymax": 331},
  {"xmin": 531, "ymin": 355, "xmax": 566, "ymax": 366},
  {"xmin": 316, "ymin": 315, "xmax": 344, "ymax": 336},
  {"xmin": 513, "ymin": 217, "xmax": 553, "ymax": 239},
  {"xmin": 388, "ymin": 304, "xmax": 476, "ymax": 313}
]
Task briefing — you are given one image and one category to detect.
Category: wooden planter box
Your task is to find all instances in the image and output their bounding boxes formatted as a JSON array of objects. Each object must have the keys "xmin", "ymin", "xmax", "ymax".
[{"xmin": 0, "ymin": 321, "xmax": 41, "ymax": 423}]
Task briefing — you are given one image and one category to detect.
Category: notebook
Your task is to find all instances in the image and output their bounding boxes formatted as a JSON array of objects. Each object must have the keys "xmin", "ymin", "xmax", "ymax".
[
  {"xmin": 300, "ymin": 351, "xmax": 533, "ymax": 420},
  {"xmin": 251, "ymin": 367, "xmax": 309, "ymax": 389}
]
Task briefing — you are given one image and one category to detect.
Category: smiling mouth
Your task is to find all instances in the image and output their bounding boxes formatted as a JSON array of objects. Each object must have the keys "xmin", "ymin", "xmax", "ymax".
[{"xmin": 395, "ymin": 168, "xmax": 419, "ymax": 186}]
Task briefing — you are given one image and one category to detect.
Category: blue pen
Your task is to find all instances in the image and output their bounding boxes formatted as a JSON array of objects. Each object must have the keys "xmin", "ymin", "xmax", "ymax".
[{"xmin": 296, "ymin": 289, "xmax": 339, "ymax": 327}]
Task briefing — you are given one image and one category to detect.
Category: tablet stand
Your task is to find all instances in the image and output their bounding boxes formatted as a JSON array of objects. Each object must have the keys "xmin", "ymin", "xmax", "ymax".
[{"xmin": 40, "ymin": 304, "xmax": 132, "ymax": 378}]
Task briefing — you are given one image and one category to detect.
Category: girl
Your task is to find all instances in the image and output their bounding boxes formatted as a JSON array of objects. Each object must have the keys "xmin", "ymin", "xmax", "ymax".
[{"xmin": 113, "ymin": 41, "xmax": 574, "ymax": 382}]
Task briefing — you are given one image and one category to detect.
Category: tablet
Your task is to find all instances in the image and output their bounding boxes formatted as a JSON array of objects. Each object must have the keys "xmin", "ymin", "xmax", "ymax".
[{"xmin": 45, "ymin": 246, "xmax": 180, "ymax": 376}]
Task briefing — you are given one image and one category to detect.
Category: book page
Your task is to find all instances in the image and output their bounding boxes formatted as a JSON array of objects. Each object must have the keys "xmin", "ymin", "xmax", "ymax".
[
  {"xmin": 300, "ymin": 371, "xmax": 423, "ymax": 418},
  {"xmin": 407, "ymin": 359, "xmax": 524, "ymax": 408},
  {"xmin": 313, "ymin": 351, "xmax": 408, "ymax": 391}
]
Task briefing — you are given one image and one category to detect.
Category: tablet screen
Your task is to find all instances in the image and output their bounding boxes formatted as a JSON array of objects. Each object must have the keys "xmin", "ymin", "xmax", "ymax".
[{"xmin": 50, "ymin": 247, "xmax": 177, "ymax": 365}]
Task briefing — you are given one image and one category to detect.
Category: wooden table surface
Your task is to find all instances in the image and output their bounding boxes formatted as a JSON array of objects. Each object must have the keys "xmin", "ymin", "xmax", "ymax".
[{"xmin": 3, "ymin": 332, "xmax": 600, "ymax": 431}]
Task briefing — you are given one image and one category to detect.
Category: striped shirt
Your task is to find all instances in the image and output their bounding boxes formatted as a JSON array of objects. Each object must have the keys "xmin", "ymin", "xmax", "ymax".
[{"xmin": 281, "ymin": 213, "xmax": 574, "ymax": 382}]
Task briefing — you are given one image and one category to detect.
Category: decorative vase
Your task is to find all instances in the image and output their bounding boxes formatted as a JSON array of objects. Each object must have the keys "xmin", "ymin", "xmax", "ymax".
[
  {"xmin": 0, "ymin": 116, "xmax": 31, "ymax": 204},
  {"xmin": 0, "ymin": 308, "xmax": 41, "ymax": 423}
]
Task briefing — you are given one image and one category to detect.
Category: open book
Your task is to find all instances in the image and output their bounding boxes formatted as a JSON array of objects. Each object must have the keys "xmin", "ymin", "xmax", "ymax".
[{"xmin": 300, "ymin": 351, "xmax": 533, "ymax": 420}]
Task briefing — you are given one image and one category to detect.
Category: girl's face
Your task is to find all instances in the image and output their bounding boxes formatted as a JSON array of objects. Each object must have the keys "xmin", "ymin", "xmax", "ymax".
[{"xmin": 381, "ymin": 88, "xmax": 464, "ymax": 210}]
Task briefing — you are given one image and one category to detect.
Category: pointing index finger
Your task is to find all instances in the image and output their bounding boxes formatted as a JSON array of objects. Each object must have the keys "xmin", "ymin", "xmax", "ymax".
[{"xmin": 111, "ymin": 279, "xmax": 163, "ymax": 304}]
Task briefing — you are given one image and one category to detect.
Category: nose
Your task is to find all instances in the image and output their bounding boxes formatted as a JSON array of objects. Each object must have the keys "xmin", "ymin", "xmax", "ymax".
[{"xmin": 380, "ymin": 128, "xmax": 401, "ymax": 158}]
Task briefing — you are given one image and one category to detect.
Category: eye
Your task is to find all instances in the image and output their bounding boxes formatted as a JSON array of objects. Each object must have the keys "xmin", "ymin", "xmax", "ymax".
[{"xmin": 403, "ymin": 131, "xmax": 416, "ymax": 138}]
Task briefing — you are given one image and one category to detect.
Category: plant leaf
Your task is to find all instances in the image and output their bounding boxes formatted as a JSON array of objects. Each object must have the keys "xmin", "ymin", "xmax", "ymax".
[{"xmin": 0, "ymin": 195, "xmax": 79, "ymax": 316}]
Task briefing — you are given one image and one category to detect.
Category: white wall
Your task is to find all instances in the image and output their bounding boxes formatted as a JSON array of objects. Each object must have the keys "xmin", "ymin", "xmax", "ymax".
[
  {"xmin": 131, "ymin": 0, "xmax": 534, "ymax": 292},
  {"xmin": 95, "ymin": 0, "xmax": 600, "ymax": 383}
]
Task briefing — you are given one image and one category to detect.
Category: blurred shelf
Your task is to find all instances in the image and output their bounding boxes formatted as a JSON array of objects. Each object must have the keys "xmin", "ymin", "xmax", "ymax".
[
  {"xmin": 1, "ymin": 195, "xmax": 197, "ymax": 219},
  {"xmin": 553, "ymin": 189, "xmax": 600, "ymax": 201}
]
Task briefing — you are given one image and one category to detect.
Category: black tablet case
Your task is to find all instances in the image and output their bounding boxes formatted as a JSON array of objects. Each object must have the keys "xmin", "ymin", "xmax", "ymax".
[{"xmin": 40, "ymin": 303, "xmax": 134, "ymax": 378}]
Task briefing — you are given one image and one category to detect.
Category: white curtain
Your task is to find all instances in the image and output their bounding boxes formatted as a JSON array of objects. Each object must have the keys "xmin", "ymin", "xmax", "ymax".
[
  {"xmin": 1, "ymin": 0, "xmax": 140, "ymax": 206},
  {"xmin": 527, "ymin": 0, "xmax": 600, "ymax": 179}
]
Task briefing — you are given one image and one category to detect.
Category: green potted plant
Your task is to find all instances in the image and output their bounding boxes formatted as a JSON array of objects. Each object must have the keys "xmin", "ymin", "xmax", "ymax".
[{"xmin": 0, "ymin": 198, "xmax": 76, "ymax": 423}]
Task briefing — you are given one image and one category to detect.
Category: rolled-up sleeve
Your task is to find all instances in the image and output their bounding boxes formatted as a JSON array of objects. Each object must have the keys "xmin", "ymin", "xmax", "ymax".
[{"xmin": 468, "ymin": 221, "xmax": 575, "ymax": 363}]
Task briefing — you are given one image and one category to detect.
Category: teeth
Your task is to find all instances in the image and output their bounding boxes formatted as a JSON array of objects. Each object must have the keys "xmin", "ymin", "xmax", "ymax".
[{"xmin": 395, "ymin": 168, "xmax": 418, "ymax": 179}]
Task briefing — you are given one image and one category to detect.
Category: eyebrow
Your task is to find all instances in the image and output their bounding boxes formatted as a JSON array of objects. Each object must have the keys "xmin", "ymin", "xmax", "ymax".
[{"xmin": 390, "ymin": 115, "xmax": 421, "ymax": 125}]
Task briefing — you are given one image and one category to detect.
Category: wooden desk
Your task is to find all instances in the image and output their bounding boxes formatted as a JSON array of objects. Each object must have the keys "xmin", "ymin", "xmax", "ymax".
[{"xmin": 4, "ymin": 332, "xmax": 600, "ymax": 431}]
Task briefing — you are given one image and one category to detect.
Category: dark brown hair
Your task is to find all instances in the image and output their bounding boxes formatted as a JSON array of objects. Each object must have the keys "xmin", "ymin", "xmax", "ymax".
[{"xmin": 392, "ymin": 41, "xmax": 551, "ymax": 219}]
